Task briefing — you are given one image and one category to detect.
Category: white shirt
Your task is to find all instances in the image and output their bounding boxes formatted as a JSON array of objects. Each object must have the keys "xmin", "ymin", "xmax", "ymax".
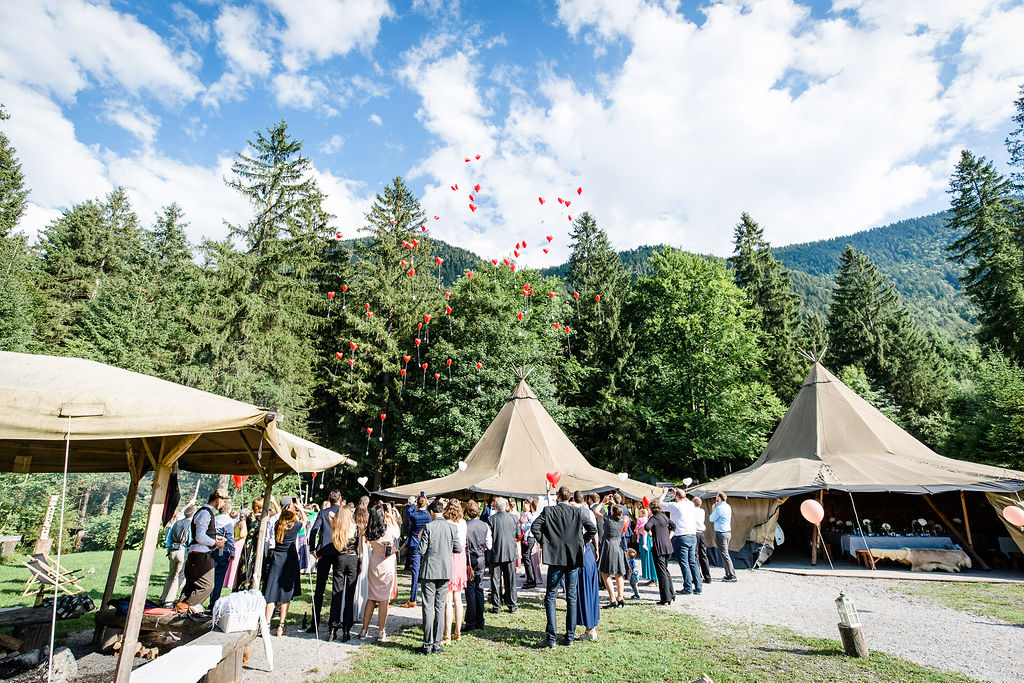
[
  {"xmin": 448, "ymin": 518, "xmax": 468, "ymax": 548},
  {"xmin": 693, "ymin": 505, "xmax": 707, "ymax": 534},
  {"xmin": 664, "ymin": 500, "xmax": 696, "ymax": 536}
]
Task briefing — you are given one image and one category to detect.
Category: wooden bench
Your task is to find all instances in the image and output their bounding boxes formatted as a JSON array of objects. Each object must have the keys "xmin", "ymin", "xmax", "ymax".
[
  {"xmin": 93, "ymin": 609, "xmax": 211, "ymax": 652},
  {"xmin": 131, "ymin": 629, "xmax": 256, "ymax": 683},
  {"xmin": 855, "ymin": 549, "xmax": 876, "ymax": 569},
  {"xmin": 0, "ymin": 606, "xmax": 52, "ymax": 653}
]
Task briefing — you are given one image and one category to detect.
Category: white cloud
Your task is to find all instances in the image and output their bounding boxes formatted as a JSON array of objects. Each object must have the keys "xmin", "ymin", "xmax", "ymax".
[
  {"xmin": 0, "ymin": 0, "xmax": 202, "ymax": 103},
  {"xmin": 265, "ymin": 0, "xmax": 395, "ymax": 71},
  {"xmin": 101, "ymin": 102, "xmax": 160, "ymax": 146},
  {"xmin": 396, "ymin": 0, "xmax": 1024, "ymax": 259},
  {"xmin": 319, "ymin": 134, "xmax": 345, "ymax": 154},
  {"xmin": 216, "ymin": 5, "xmax": 273, "ymax": 76},
  {"xmin": 272, "ymin": 73, "xmax": 330, "ymax": 110},
  {"xmin": 368, "ymin": 113, "xmax": 383, "ymax": 126}
]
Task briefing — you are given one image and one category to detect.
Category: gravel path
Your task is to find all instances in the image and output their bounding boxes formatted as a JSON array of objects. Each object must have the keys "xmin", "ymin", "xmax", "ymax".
[{"xmin": 659, "ymin": 567, "xmax": 1023, "ymax": 682}]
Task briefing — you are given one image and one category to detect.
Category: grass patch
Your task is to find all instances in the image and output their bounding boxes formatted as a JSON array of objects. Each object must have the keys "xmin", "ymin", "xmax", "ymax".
[
  {"xmin": 898, "ymin": 582, "xmax": 1024, "ymax": 626},
  {"xmin": 0, "ymin": 549, "xmax": 171, "ymax": 641},
  {"xmin": 329, "ymin": 595, "xmax": 973, "ymax": 683}
]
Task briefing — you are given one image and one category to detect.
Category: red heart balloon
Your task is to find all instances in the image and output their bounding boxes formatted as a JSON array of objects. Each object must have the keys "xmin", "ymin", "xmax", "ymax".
[
  {"xmin": 595, "ymin": 294, "xmax": 601, "ymax": 302},
  {"xmin": 469, "ymin": 204, "xmax": 477, "ymax": 212},
  {"xmin": 327, "ymin": 291, "xmax": 335, "ymax": 299},
  {"xmin": 548, "ymin": 291, "xmax": 555, "ymax": 298},
  {"xmin": 523, "ymin": 240, "xmax": 528, "ymax": 248},
  {"xmin": 434, "ymin": 215, "xmax": 439, "ymax": 220},
  {"xmin": 546, "ymin": 235, "xmax": 553, "ymax": 242},
  {"xmin": 335, "ymin": 351, "xmax": 342, "ymax": 359},
  {"xmin": 476, "ymin": 362, "xmax": 482, "ymax": 369},
  {"xmin": 577, "ymin": 187, "xmax": 582, "ymax": 195},
  {"xmin": 464, "ymin": 157, "xmax": 470, "ymax": 162},
  {"xmin": 557, "ymin": 197, "xmax": 563, "ymax": 204},
  {"xmin": 425, "ymin": 314, "xmax": 432, "ymax": 323},
  {"xmin": 415, "ymin": 338, "xmax": 421, "ymax": 346},
  {"xmin": 336, "ymin": 233, "xmax": 343, "ymax": 239},
  {"xmin": 400, "ymin": 368, "xmax": 406, "ymax": 376},
  {"xmin": 517, "ymin": 312, "xmax": 523, "ymax": 320},
  {"xmin": 474, "ymin": 184, "xmax": 481, "ymax": 192},
  {"xmin": 491, "ymin": 259, "xmax": 498, "ymax": 265},
  {"xmin": 543, "ymin": 248, "xmax": 549, "ymax": 254},
  {"xmin": 567, "ymin": 215, "xmax": 572, "ymax": 221},
  {"xmin": 381, "ymin": 413, "xmax": 387, "ymax": 421},
  {"xmin": 233, "ymin": 475, "xmax": 249, "ymax": 489},
  {"xmin": 474, "ymin": 154, "xmax": 480, "ymax": 160},
  {"xmin": 553, "ymin": 322, "xmax": 560, "ymax": 329},
  {"xmin": 434, "ymin": 372, "xmax": 440, "ymax": 379},
  {"xmin": 348, "ymin": 358, "xmax": 355, "ymax": 366},
  {"xmin": 350, "ymin": 341, "xmax": 357, "ymax": 350},
  {"xmin": 422, "ymin": 362, "xmax": 428, "ymax": 370},
  {"xmin": 413, "ymin": 239, "xmax": 420, "ymax": 246},
  {"xmin": 446, "ymin": 305, "xmax": 452, "ymax": 314},
  {"xmin": 546, "ymin": 471, "xmax": 561, "ymax": 486},
  {"xmin": 538, "ymin": 197, "xmax": 545, "ymax": 205},
  {"xmin": 466, "ymin": 271, "xmax": 474, "ymax": 278},
  {"xmin": 342, "ymin": 284, "xmax": 348, "ymax": 292},
  {"xmin": 367, "ymin": 427, "xmax": 373, "ymax": 435},
  {"xmin": 468, "ymin": 194, "xmax": 475, "ymax": 201},
  {"xmin": 642, "ymin": 496, "xmax": 649, "ymax": 508},
  {"xmin": 404, "ymin": 355, "xmax": 411, "ymax": 363},
  {"xmin": 421, "ymin": 225, "xmax": 426, "ymax": 231},
  {"xmin": 311, "ymin": 472, "xmax": 317, "ymax": 478},
  {"xmin": 446, "ymin": 358, "xmax": 452, "ymax": 366}
]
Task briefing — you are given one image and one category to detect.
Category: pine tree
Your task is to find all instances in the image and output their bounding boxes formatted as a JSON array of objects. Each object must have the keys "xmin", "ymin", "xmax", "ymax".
[
  {"xmin": 0, "ymin": 104, "xmax": 28, "ymax": 238},
  {"xmin": 560, "ymin": 211, "xmax": 637, "ymax": 472},
  {"xmin": 194, "ymin": 121, "xmax": 330, "ymax": 426},
  {"xmin": 728, "ymin": 212, "xmax": 803, "ymax": 399},
  {"xmin": 946, "ymin": 150, "xmax": 1024, "ymax": 360},
  {"xmin": 1006, "ymin": 82, "xmax": 1024, "ymax": 189}
]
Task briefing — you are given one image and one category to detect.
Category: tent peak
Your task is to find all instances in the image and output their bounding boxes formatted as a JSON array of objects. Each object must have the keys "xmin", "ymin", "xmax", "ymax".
[
  {"xmin": 797, "ymin": 344, "xmax": 829, "ymax": 365},
  {"xmin": 511, "ymin": 365, "xmax": 535, "ymax": 381}
]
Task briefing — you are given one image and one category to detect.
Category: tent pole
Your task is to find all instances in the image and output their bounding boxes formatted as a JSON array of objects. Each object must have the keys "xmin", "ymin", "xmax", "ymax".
[
  {"xmin": 811, "ymin": 490, "xmax": 823, "ymax": 566},
  {"xmin": 251, "ymin": 455, "xmax": 276, "ymax": 589},
  {"xmin": 960, "ymin": 491, "xmax": 974, "ymax": 547},
  {"xmin": 923, "ymin": 494, "xmax": 988, "ymax": 571},
  {"xmin": 93, "ymin": 442, "xmax": 142, "ymax": 644},
  {"xmin": 114, "ymin": 434, "xmax": 199, "ymax": 683}
]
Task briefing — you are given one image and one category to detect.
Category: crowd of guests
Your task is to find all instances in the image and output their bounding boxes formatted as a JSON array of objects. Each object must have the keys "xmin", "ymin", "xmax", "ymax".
[{"xmin": 159, "ymin": 483, "xmax": 736, "ymax": 653}]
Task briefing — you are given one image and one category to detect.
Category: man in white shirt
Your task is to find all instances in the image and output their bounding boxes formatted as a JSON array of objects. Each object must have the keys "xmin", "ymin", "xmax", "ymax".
[
  {"xmin": 178, "ymin": 489, "xmax": 228, "ymax": 612},
  {"xmin": 662, "ymin": 488, "xmax": 701, "ymax": 595},
  {"xmin": 708, "ymin": 491, "xmax": 737, "ymax": 582},
  {"xmin": 692, "ymin": 497, "xmax": 712, "ymax": 584}
]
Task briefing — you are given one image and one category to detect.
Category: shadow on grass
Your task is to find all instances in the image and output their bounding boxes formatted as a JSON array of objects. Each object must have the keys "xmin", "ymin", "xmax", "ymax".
[{"xmin": 756, "ymin": 645, "xmax": 845, "ymax": 657}]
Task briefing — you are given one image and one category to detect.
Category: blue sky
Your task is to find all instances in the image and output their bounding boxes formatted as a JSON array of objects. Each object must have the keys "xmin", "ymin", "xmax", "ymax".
[{"xmin": 2, "ymin": 0, "xmax": 1023, "ymax": 262}]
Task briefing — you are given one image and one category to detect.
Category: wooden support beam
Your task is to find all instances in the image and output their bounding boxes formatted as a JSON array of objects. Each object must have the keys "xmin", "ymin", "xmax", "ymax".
[
  {"xmin": 114, "ymin": 434, "xmax": 199, "ymax": 683},
  {"xmin": 923, "ymin": 494, "xmax": 989, "ymax": 571},
  {"xmin": 960, "ymin": 491, "xmax": 974, "ymax": 548},
  {"xmin": 811, "ymin": 490, "xmax": 823, "ymax": 566},
  {"xmin": 250, "ymin": 454, "xmax": 276, "ymax": 590},
  {"xmin": 93, "ymin": 442, "xmax": 143, "ymax": 644},
  {"xmin": 239, "ymin": 431, "xmax": 271, "ymax": 485}
]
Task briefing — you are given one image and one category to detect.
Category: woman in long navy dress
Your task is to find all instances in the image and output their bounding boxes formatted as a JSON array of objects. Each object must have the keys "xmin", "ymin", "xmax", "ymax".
[
  {"xmin": 575, "ymin": 497, "xmax": 601, "ymax": 641},
  {"xmin": 263, "ymin": 505, "xmax": 303, "ymax": 635}
]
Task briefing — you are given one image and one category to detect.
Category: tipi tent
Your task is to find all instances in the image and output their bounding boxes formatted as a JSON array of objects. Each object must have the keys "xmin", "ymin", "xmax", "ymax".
[
  {"xmin": 380, "ymin": 377, "xmax": 663, "ymax": 502},
  {"xmin": 691, "ymin": 362, "xmax": 1024, "ymax": 560}
]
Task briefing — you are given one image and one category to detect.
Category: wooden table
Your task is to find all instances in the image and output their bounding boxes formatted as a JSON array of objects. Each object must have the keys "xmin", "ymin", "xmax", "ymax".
[{"xmin": 94, "ymin": 609, "xmax": 212, "ymax": 652}]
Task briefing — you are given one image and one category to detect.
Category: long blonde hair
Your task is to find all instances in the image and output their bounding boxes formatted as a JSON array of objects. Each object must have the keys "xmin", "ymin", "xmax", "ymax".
[
  {"xmin": 332, "ymin": 507, "xmax": 356, "ymax": 551},
  {"xmin": 275, "ymin": 506, "xmax": 296, "ymax": 543}
]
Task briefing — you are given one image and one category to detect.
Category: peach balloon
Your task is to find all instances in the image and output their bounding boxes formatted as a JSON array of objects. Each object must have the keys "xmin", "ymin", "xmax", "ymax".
[
  {"xmin": 800, "ymin": 499, "xmax": 825, "ymax": 525},
  {"xmin": 1003, "ymin": 505, "xmax": 1024, "ymax": 527}
]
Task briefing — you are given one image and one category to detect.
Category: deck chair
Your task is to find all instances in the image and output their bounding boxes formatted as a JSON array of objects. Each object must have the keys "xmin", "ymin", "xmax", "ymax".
[{"xmin": 22, "ymin": 553, "xmax": 86, "ymax": 597}]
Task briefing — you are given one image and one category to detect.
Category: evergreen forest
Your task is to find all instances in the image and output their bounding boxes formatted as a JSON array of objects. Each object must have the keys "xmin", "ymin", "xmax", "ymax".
[{"xmin": 3, "ymin": 84, "xmax": 1024, "ymax": 551}]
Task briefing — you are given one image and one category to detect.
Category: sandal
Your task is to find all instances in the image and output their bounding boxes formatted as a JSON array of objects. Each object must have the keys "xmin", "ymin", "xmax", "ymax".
[
  {"xmin": 275, "ymin": 625, "xmax": 284, "ymax": 637},
  {"xmin": 453, "ymin": 633, "xmax": 461, "ymax": 642},
  {"xmin": 359, "ymin": 629, "xmax": 368, "ymax": 639}
]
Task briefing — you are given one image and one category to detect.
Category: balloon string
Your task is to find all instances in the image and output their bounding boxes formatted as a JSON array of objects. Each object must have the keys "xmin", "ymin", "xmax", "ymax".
[{"xmin": 817, "ymin": 523, "xmax": 835, "ymax": 570}]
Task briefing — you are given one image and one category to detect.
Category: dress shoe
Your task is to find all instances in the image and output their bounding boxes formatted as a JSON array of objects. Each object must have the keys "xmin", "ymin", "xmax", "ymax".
[
  {"xmin": 617, "ymin": 600, "xmax": 625, "ymax": 607},
  {"xmin": 508, "ymin": 607, "xmax": 517, "ymax": 614},
  {"xmin": 433, "ymin": 644, "xmax": 444, "ymax": 654},
  {"xmin": 341, "ymin": 629, "xmax": 351, "ymax": 642},
  {"xmin": 420, "ymin": 645, "xmax": 433, "ymax": 655},
  {"xmin": 401, "ymin": 601, "xmax": 418, "ymax": 608},
  {"xmin": 534, "ymin": 639, "xmax": 557, "ymax": 649},
  {"xmin": 560, "ymin": 636, "xmax": 574, "ymax": 647},
  {"xmin": 677, "ymin": 589, "xmax": 693, "ymax": 595},
  {"xmin": 489, "ymin": 608, "xmax": 500, "ymax": 614},
  {"xmin": 723, "ymin": 576, "xmax": 738, "ymax": 582},
  {"xmin": 327, "ymin": 627, "xmax": 338, "ymax": 642}
]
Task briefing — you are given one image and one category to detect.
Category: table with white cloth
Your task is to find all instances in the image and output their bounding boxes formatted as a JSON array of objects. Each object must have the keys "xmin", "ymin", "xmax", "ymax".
[
  {"xmin": 998, "ymin": 536, "xmax": 1022, "ymax": 556},
  {"xmin": 840, "ymin": 534, "xmax": 954, "ymax": 558}
]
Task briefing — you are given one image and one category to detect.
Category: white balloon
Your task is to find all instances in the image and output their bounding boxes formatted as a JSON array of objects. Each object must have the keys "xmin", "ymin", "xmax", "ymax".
[
  {"xmin": 458, "ymin": 461, "xmax": 468, "ymax": 471},
  {"xmin": 617, "ymin": 472, "xmax": 628, "ymax": 481},
  {"xmin": 682, "ymin": 477, "xmax": 693, "ymax": 486},
  {"xmin": 357, "ymin": 476, "xmax": 369, "ymax": 487}
]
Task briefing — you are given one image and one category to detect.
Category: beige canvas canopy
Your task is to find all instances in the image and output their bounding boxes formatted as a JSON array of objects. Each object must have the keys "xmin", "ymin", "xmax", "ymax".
[
  {"xmin": 380, "ymin": 378, "xmax": 663, "ymax": 502},
  {"xmin": 692, "ymin": 362, "xmax": 1024, "ymax": 499},
  {"xmin": 0, "ymin": 350, "xmax": 355, "ymax": 474}
]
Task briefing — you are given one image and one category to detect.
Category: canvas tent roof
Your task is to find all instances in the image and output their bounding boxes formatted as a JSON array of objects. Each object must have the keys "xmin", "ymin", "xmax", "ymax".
[
  {"xmin": 379, "ymin": 379, "xmax": 663, "ymax": 501},
  {"xmin": 692, "ymin": 362, "xmax": 1024, "ymax": 499},
  {"xmin": 0, "ymin": 351, "xmax": 355, "ymax": 474}
]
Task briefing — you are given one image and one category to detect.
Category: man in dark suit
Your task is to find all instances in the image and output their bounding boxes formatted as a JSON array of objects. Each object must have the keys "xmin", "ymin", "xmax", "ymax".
[
  {"xmin": 418, "ymin": 499, "xmax": 462, "ymax": 654},
  {"xmin": 531, "ymin": 486, "xmax": 597, "ymax": 648},
  {"xmin": 306, "ymin": 490, "xmax": 341, "ymax": 631},
  {"xmin": 487, "ymin": 497, "xmax": 519, "ymax": 613}
]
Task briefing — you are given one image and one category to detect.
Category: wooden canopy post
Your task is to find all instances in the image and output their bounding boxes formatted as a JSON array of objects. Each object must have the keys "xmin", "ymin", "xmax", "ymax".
[
  {"xmin": 811, "ymin": 490, "xmax": 823, "ymax": 565},
  {"xmin": 114, "ymin": 434, "xmax": 199, "ymax": 683},
  {"xmin": 250, "ymin": 455, "xmax": 276, "ymax": 590},
  {"xmin": 960, "ymin": 491, "xmax": 974, "ymax": 547},
  {"xmin": 923, "ymin": 494, "xmax": 989, "ymax": 571},
  {"xmin": 93, "ymin": 441, "xmax": 144, "ymax": 644}
]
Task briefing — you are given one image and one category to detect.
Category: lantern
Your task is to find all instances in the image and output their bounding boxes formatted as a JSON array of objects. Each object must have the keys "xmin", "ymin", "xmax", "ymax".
[{"xmin": 835, "ymin": 592, "xmax": 860, "ymax": 627}]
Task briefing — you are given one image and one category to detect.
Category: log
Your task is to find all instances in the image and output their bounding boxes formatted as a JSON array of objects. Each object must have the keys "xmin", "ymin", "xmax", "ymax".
[
  {"xmin": 923, "ymin": 494, "xmax": 989, "ymax": 571},
  {"xmin": 838, "ymin": 623, "xmax": 869, "ymax": 657},
  {"xmin": 0, "ymin": 632, "xmax": 23, "ymax": 651},
  {"xmin": 94, "ymin": 443, "xmax": 142, "ymax": 644}
]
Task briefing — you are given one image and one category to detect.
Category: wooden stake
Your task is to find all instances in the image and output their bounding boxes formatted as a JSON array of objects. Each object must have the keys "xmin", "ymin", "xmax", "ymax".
[
  {"xmin": 250, "ymin": 454, "xmax": 276, "ymax": 590},
  {"xmin": 923, "ymin": 494, "xmax": 988, "ymax": 571},
  {"xmin": 114, "ymin": 434, "xmax": 199, "ymax": 683},
  {"xmin": 811, "ymin": 490, "xmax": 824, "ymax": 565},
  {"xmin": 93, "ymin": 442, "xmax": 143, "ymax": 644},
  {"xmin": 960, "ymin": 491, "xmax": 973, "ymax": 547}
]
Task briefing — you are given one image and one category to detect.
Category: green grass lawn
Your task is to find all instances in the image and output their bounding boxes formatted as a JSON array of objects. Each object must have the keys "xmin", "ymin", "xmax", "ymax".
[
  {"xmin": 329, "ymin": 595, "xmax": 974, "ymax": 683},
  {"xmin": 0, "ymin": 549, "xmax": 171, "ymax": 641},
  {"xmin": 898, "ymin": 581, "xmax": 1024, "ymax": 626}
]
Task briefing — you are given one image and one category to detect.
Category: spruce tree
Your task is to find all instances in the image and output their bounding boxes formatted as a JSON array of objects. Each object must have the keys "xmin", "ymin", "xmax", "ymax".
[
  {"xmin": 728, "ymin": 212, "xmax": 803, "ymax": 399},
  {"xmin": 561, "ymin": 211, "xmax": 637, "ymax": 472},
  {"xmin": 0, "ymin": 104, "xmax": 28, "ymax": 238},
  {"xmin": 1006, "ymin": 82, "xmax": 1024, "ymax": 189},
  {"xmin": 194, "ymin": 121, "xmax": 330, "ymax": 426},
  {"xmin": 0, "ymin": 104, "xmax": 37, "ymax": 350},
  {"xmin": 946, "ymin": 150, "xmax": 1024, "ymax": 360}
]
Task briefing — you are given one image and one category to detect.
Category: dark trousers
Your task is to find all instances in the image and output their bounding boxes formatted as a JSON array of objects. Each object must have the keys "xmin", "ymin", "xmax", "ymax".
[
  {"xmin": 181, "ymin": 551, "xmax": 216, "ymax": 606},
  {"xmin": 696, "ymin": 533, "xmax": 712, "ymax": 582},
  {"xmin": 420, "ymin": 578, "xmax": 449, "ymax": 648},
  {"xmin": 311, "ymin": 552, "xmax": 341, "ymax": 625},
  {"xmin": 653, "ymin": 553, "xmax": 674, "ymax": 603},
  {"xmin": 465, "ymin": 557, "xmax": 485, "ymax": 629},
  {"xmin": 209, "ymin": 552, "xmax": 231, "ymax": 607},
  {"xmin": 489, "ymin": 560, "xmax": 517, "ymax": 611},
  {"xmin": 716, "ymin": 531, "xmax": 737, "ymax": 579},
  {"xmin": 331, "ymin": 554, "xmax": 360, "ymax": 630},
  {"xmin": 522, "ymin": 538, "xmax": 537, "ymax": 586},
  {"xmin": 543, "ymin": 565, "xmax": 578, "ymax": 643},
  {"xmin": 408, "ymin": 545, "xmax": 422, "ymax": 602}
]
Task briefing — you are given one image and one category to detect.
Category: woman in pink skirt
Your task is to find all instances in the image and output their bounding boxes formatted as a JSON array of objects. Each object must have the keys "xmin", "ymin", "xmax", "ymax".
[
  {"xmin": 359, "ymin": 504, "xmax": 400, "ymax": 641},
  {"xmin": 443, "ymin": 499, "xmax": 468, "ymax": 644},
  {"xmin": 223, "ymin": 509, "xmax": 246, "ymax": 589}
]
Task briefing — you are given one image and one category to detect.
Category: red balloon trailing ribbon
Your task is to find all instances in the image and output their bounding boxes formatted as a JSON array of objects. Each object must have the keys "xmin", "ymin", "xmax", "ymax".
[
  {"xmin": 546, "ymin": 471, "xmax": 561, "ymax": 487},
  {"xmin": 642, "ymin": 496, "xmax": 649, "ymax": 508},
  {"xmin": 233, "ymin": 475, "xmax": 249, "ymax": 489},
  {"xmin": 469, "ymin": 204, "xmax": 477, "ymax": 212},
  {"xmin": 546, "ymin": 235, "xmax": 553, "ymax": 242},
  {"xmin": 538, "ymin": 197, "xmax": 545, "ymax": 205},
  {"xmin": 564, "ymin": 200, "xmax": 571, "ymax": 208},
  {"xmin": 327, "ymin": 291, "xmax": 335, "ymax": 300},
  {"xmin": 577, "ymin": 187, "xmax": 583, "ymax": 195},
  {"xmin": 474, "ymin": 183, "xmax": 481, "ymax": 192}
]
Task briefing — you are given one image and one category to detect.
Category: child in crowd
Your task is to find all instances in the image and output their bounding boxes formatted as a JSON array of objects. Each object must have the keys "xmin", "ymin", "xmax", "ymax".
[{"xmin": 626, "ymin": 548, "xmax": 641, "ymax": 599}]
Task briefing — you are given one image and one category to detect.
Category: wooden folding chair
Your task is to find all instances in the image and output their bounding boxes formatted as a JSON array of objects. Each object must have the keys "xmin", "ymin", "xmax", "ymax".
[{"xmin": 21, "ymin": 553, "xmax": 86, "ymax": 597}]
